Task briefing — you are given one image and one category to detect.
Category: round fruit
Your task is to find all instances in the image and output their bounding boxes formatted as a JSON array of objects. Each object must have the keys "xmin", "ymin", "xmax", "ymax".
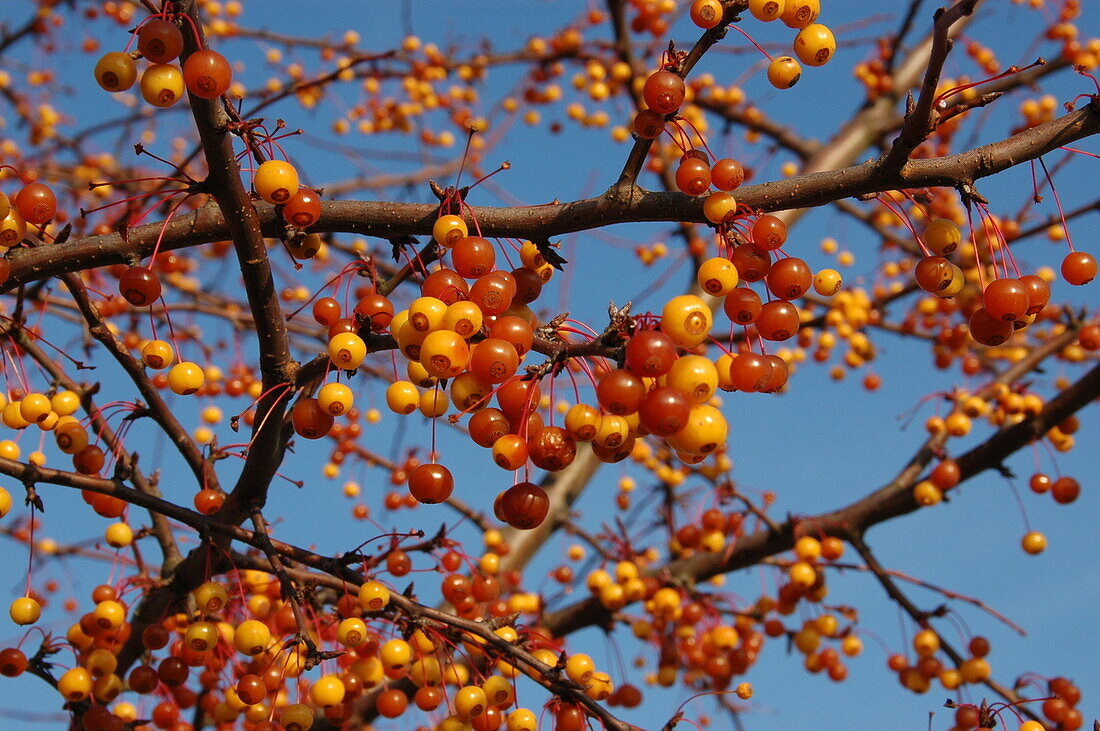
[
  {"xmin": 138, "ymin": 18, "xmax": 184, "ymax": 63},
  {"xmin": 95, "ymin": 52, "xmax": 137, "ymax": 92},
  {"xmin": 141, "ymin": 339, "xmax": 174, "ymax": 370},
  {"xmin": 358, "ymin": 580, "xmax": 391, "ymax": 611},
  {"xmin": 642, "ymin": 70, "xmax": 686, "ymax": 114},
  {"xmin": 452, "ymin": 236, "xmax": 497, "ymax": 279},
  {"xmin": 728, "ymin": 352, "xmax": 774, "ymax": 392},
  {"xmin": 140, "ymin": 64, "xmax": 185, "ymax": 107},
  {"xmin": 318, "ymin": 382, "xmax": 354, "ymax": 416},
  {"xmin": 749, "ymin": 0, "xmax": 784, "ymax": 22},
  {"xmin": 420, "ymin": 329, "xmax": 471, "ymax": 379},
  {"xmin": 433, "ymin": 214, "xmax": 468, "ymax": 247},
  {"xmin": 765, "ymin": 256, "xmax": 812, "ymax": 300},
  {"xmin": 528, "ymin": 426, "xmax": 577, "ymax": 471},
  {"xmin": 625, "ymin": 329, "xmax": 677, "ymax": 377},
  {"xmin": 15, "ymin": 183, "xmax": 56, "ymax": 224},
  {"xmin": 58, "ymin": 667, "xmax": 93, "ymax": 702},
  {"xmin": 813, "ymin": 268, "xmax": 842, "ymax": 296},
  {"xmin": 283, "ymin": 187, "xmax": 322, "ymax": 228},
  {"xmin": 1019, "ymin": 274, "xmax": 1051, "ymax": 315},
  {"xmin": 310, "ymin": 675, "xmax": 346, "ymax": 708},
  {"xmin": 118, "ymin": 266, "xmax": 162, "ymax": 306},
  {"xmin": 767, "ymin": 56, "xmax": 802, "ymax": 89},
  {"xmin": 968, "ymin": 308, "xmax": 1013, "ymax": 347},
  {"xmin": 499, "ymin": 482, "xmax": 550, "ymax": 529},
  {"xmin": 9, "ymin": 596, "xmax": 41, "ymax": 625},
  {"xmin": 756, "ymin": 301, "xmax": 800, "ymax": 341},
  {"xmin": 386, "ymin": 381, "xmax": 419, "ymax": 414},
  {"xmin": 328, "ymin": 332, "xmax": 367, "ymax": 370},
  {"xmin": 661, "ymin": 295, "xmax": 713, "ymax": 347},
  {"xmin": 675, "ymin": 157, "xmax": 712, "ymax": 196},
  {"xmin": 168, "ymin": 361, "xmax": 205, "ymax": 395},
  {"xmin": 923, "ymin": 218, "xmax": 961, "ymax": 256},
  {"xmin": 983, "ymin": 278, "xmax": 1029, "ymax": 322},
  {"xmin": 1061, "ymin": 251, "xmax": 1097, "ymax": 285},
  {"xmin": 470, "ymin": 337, "xmax": 520, "ymax": 383},
  {"xmin": 690, "ymin": 0, "xmax": 724, "ymax": 28},
  {"xmin": 292, "ymin": 398, "xmax": 333, "ymax": 439},
  {"xmin": 633, "ymin": 109, "xmax": 665, "ymax": 139},
  {"xmin": 781, "ymin": 0, "xmax": 820, "ymax": 29},
  {"xmin": 1021, "ymin": 531, "xmax": 1047, "ymax": 555},
  {"xmin": 697, "ymin": 257, "xmax": 739, "ymax": 296},
  {"xmin": 254, "ymin": 160, "xmax": 300, "ymax": 204},
  {"xmin": 638, "ymin": 386, "xmax": 692, "ymax": 435},
  {"xmin": 407, "ymin": 463, "xmax": 454, "ymax": 504},
  {"xmin": 0, "ymin": 208, "xmax": 26, "ymax": 246},
  {"xmin": 234, "ymin": 619, "xmax": 271, "ymax": 655},
  {"xmin": 702, "ymin": 191, "xmax": 737, "ymax": 224},
  {"xmin": 193, "ymin": 581, "xmax": 229, "ymax": 613},
  {"xmin": 711, "ymin": 158, "xmax": 745, "ymax": 191},
  {"xmin": 668, "ymin": 404, "xmax": 727, "ymax": 455},
  {"xmin": 182, "ymin": 48, "xmax": 232, "ymax": 99},
  {"xmin": 793, "ymin": 24, "xmax": 836, "ymax": 67}
]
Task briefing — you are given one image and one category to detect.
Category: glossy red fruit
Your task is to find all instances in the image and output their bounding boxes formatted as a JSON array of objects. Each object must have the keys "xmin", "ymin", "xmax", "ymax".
[
  {"xmin": 354, "ymin": 292, "xmax": 395, "ymax": 332},
  {"xmin": 596, "ymin": 369, "xmax": 645, "ymax": 415},
  {"xmin": 915, "ymin": 256, "xmax": 954, "ymax": 293},
  {"xmin": 633, "ymin": 109, "xmax": 665, "ymax": 139},
  {"xmin": 765, "ymin": 257, "xmax": 812, "ymax": 300},
  {"xmin": 499, "ymin": 482, "xmax": 550, "ymax": 529},
  {"xmin": 15, "ymin": 183, "xmax": 57, "ymax": 224},
  {"xmin": 421, "ymin": 268, "xmax": 470, "ymax": 304},
  {"xmin": 292, "ymin": 398, "xmax": 334, "ymax": 439},
  {"xmin": 642, "ymin": 70, "xmax": 685, "ymax": 114},
  {"xmin": 711, "ymin": 158, "xmax": 745, "ymax": 191},
  {"xmin": 489, "ymin": 316, "xmax": 535, "ymax": 357},
  {"xmin": 761, "ymin": 354, "xmax": 790, "ymax": 392},
  {"xmin": 469, "ymin": 408, "xmax": 510, "ymax": 448},
  {"xmin": 118, "ymin": 266, "xmax": 162, "ymax": 306},
  {"xmin": 511, "ymin": 267, "xmax": 543, "ymax": 304},
  {"xmin": 625, "ymin": 329, "xmax": 678, "ymax": 377},
  {"xmin": 468, "ymin": 271, "xmax": 515, "ymax": 316},
  {"xmin": 968, "ymin": 307, "xmax": 1013, "ymax": 346},
  {"xmin": 182, "ymin": 48, "xmax": 232, "ymax": 99},
  {"xmin": 283, "ymin": 187, "xmax": 322, "ymax": 228},
  {"xmin": 471, "ymin": 338, "xmax": 521, "ymax": 384},
  {"xmin": 982, "ymin": 278, "xmax": 1029, "ymax": 322},
  {"xmin": 452, "ymin": 236, "xmax": 497, "ymax": 279},
  {"xmin": 728, "ymin": 352, "xmax": 773, "ymax": 392},
  {"xmin": 730, "ymin": 244, "xmax": 771, "ymax": 282},
  {"xmin": 138, "ymin": 18, "xmax": 184, "ymax": 64},
  {"xmin": 675, "ymin": 157, "xmax": 712, "ymax": 196},
  {"xmin": 312, "ymin": 297, "xmax": 341, "ymax": 327},
  {"xmin": 527, "ymin": 426, "xmax": 577, "ymax": 471},
  {"xmin": 1061, "ymin": 251, "xmax": 1097, "ymax": 285},
  {"xmin": 752, "ymin": 215, "xmax": 787, "ymax": 250},
  {"xmin": 496, "ymin": 379, "xmax": 540, "ymax": 421},
  {"xmin": 756, "ymin": 301, "xmax": 799, "ymax": 341},
  {"xmin": 637, "ymin": 386, "xmax": 691, "ymax": 435},
  {"xmin": 407, "ymin": 463, "xmax": 454, "ymax": 504},
  {"xmin": 1018, "ymin": 274, "xmax": 1051, "ymax": 315},
  {"xmin": 723, "ymin": 287, "xmax": 762, "ymax": 324}
]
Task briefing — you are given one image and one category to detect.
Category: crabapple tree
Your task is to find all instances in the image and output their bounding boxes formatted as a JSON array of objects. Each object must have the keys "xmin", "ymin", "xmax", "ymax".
[{"xmin": 0, "ymin": 1, "xmax": 1097, "ymax": 730}]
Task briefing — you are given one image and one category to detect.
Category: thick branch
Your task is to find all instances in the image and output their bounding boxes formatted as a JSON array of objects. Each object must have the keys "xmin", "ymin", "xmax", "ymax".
[
  {"xmin": 542, "ymin": 347, "xmax": 1099, "ymax": 638},
  {"xmin": 7, "ymin": 101, "xmax": 1096, "ymax": 292},
  {"xmin": 179, "ymin": 0, "xmax": 296, "ymax": 523}
]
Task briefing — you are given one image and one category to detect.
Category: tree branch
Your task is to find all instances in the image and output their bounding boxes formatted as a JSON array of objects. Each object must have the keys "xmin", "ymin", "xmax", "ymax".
[{"xmin": 881, "ymin": 0, "xmax": 981, "ymax": 174}]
